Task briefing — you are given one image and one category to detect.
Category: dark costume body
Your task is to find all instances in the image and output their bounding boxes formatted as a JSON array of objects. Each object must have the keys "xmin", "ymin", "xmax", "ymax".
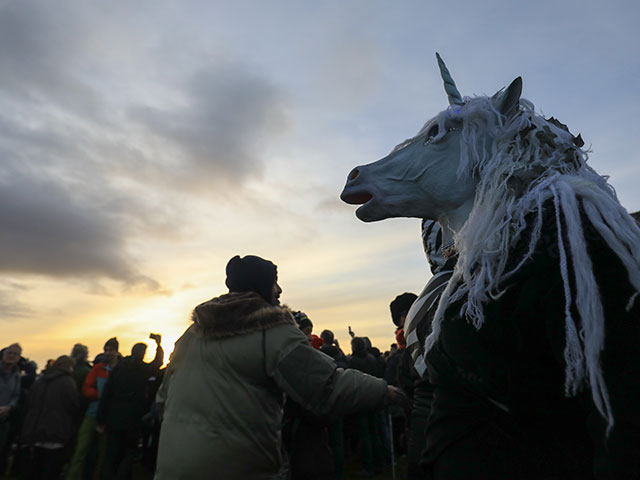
[
  {"xmin": 423, "ymin": 205, "xmax": 640, "ymax": 479},
  {"xmin": 404, "ymin": 264, "xmax": 455, "ymax": 479},
  {"xmin": 398, "ymin": 220, "xmax": 455, "ymax": 479}
]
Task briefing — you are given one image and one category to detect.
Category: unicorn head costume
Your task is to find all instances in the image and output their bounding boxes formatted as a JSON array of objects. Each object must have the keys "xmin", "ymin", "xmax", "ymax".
[{"xmin": 342, "ymin": 54, "xmax": 640, "ymax": 436}]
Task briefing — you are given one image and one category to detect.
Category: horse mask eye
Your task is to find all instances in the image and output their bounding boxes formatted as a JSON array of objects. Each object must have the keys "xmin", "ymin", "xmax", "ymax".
[{"xmin": 427, "ymin": 124, "xmax": 439, "ymax": 140}]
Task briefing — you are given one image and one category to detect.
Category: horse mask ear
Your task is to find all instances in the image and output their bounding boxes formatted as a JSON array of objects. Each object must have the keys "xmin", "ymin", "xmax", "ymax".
[{"xmin": 493, "ymin": 77, "xmax": 522, "ymax": 117}]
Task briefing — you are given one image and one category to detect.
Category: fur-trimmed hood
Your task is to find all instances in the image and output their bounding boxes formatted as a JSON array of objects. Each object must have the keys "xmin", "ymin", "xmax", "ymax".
[{"xmin": 191, "ymin": 291, "xmax": 295, "ymax": 339}]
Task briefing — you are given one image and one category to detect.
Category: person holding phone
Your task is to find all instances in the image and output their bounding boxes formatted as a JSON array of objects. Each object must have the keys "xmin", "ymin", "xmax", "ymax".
[{"xmin": 97, "ymin": 334, "xmax": 163, "ymax": 479}]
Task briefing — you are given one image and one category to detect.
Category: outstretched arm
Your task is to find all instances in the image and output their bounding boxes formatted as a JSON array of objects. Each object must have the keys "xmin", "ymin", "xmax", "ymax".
[{"xmin": 266, "ymin": 324, "xmax": 405, "ymax": 419}]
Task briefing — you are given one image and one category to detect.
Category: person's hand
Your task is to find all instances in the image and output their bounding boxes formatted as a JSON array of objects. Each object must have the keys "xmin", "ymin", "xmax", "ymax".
[
  {"xmin": 149, "ymin": 333, "xmax": 162, "ymax": 345},
  {"xmin": 96, "ymin": 424, "xmax": 105, "ymax": 434},
  {"xmin": 385, "ymin": 386, "xmax": 410, "ymax": 410},
  {"xmin": 0, "ymin": 406, "xmax": 10, "ymax": 419}
]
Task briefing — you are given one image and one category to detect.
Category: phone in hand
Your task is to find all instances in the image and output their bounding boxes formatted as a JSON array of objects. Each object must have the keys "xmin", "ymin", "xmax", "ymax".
[
  {"xmin": 149, "ymin": 333, "xmax": 162, "ymax": 342},
  {"xmin": 348, "ymin": 326, "xmax": 355, "ymax": 338}
]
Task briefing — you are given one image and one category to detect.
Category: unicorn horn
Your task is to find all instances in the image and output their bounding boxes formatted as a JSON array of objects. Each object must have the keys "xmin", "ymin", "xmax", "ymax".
[{"xmin": 436, "ymin": 52, "xmax": 463, "ymax": 105}]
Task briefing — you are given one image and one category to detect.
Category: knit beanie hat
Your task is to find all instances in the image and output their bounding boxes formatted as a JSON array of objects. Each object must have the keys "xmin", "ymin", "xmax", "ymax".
[
  {"xmin": 225, "ymin": 255, "xmax": 278, "ymax": 303},
  {"xmin": 390, "ymin": 293, "xmax": 418, "ymax": 327},
  {"xmin": 104, "ymin": 337, "xmax": 119, "ymax": 351},
  {"xmin": 294, "ymin": 311, "xmax": 313, "ymax": 331}
]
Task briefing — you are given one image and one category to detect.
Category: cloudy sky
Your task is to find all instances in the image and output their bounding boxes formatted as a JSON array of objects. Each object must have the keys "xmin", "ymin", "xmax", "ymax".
[{"xmin": 2, "ymin": 0, "xmax": 639, "ymax": 367}]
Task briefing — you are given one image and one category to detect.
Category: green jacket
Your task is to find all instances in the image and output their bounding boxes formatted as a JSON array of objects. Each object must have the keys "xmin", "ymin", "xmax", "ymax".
[{"xmin": 155, "ymin": 292, "xmax": 387, "ymax": 480}]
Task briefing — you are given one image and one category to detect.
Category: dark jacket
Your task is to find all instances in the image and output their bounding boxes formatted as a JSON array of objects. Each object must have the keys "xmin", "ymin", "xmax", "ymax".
[
  {"xmin": 348, "ymin": 352, "xmax": 379, "ymax": 377},
  {"xmin": 97, "ymin": 347, "xmax": 163, "ymax": 430},
  {"xmin": 424, "ymin": 205, "xmax": 640, "ymax": 479},
  {"xmin": 384, "ymin": 351, "xmax": 403, "ymax": 386},
  {"xmin": 0, "ymin": 364, "xmax": 21, "ymax": 411},
  {"xmin": 72, "ymin": 360, "xmax": 92, "ymax": 392},
  {"xmin": 319, "ymin": 344, "xmax": 348, "ymax": 368},
  {"xmin": 19, "ymin": 367, "xmax": 80, "ymax": 446}
]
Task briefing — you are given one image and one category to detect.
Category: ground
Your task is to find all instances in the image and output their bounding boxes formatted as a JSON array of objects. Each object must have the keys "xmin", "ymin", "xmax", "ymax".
[{"xmin": 2, "ymin": 455, "xmax": 408, "ymax": 479}]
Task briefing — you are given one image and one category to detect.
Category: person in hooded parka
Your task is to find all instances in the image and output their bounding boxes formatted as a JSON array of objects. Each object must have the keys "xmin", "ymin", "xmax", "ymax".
[{"xmin": 154, "ymin": 255, "xmax": 406, "ymax": 480}]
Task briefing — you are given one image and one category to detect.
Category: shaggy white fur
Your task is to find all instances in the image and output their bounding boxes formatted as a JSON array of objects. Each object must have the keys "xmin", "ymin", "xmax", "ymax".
[{"xmin": 425, "ymin": 95, "xmax": 640, "ymax": 431}]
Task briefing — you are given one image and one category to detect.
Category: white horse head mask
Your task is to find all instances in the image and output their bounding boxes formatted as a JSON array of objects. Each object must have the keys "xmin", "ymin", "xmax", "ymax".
[{"xmin": 341, "ymin": 53, "xmax": 523, "ymax": 241}]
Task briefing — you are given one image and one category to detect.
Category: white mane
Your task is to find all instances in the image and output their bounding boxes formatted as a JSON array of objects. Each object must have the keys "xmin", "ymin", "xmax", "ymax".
[{"xmin": 426, "ymin": 95, "xmax": 640, "ymax": 431}]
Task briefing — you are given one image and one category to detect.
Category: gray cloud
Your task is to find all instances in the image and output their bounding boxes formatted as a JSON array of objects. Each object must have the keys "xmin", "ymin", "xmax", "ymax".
[
  {"xmin": 0, "ymin": 2, "xmax": 106, "ymax": 121},
  {"xmin": 0, "ymin": 296, "xmax": 31, "ymax": 319},
  {"xmin": 0, "ymin": 166, "xmax": 160, "ymax": 291},
  {"xmin": 0, "ymin": 282, "xmax": 33, "ymax": 319},
  {"xmin": 129, "ymin": 63, "xmax": 290, "ymax": 185},
  {"xmin": 0, "ymin": 105, "xmax": 163, "ymax": 291},
  {"xmin": 0, "ymin": 2, "xmax": 291, "ymax": 287},
  {"xmin": 0, "ymin": 2, "xmax": 133, "ymax": 285}
]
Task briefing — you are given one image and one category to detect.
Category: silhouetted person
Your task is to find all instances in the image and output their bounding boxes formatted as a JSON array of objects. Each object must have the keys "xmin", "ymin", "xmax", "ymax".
[
  {"xmin": 0, "ymin": 343, "xmax": 22, "ymax": 473},
  {"xmin": 70, "ymin": 344, "xmax": 91, "ymax": 393},
  {"xmin": 283, "ymin": 311, "xmax": 336, "ymax": 480},
  {"xmin": 319, "ymin": 330, "xmax": 348, "ymax": 368},
  {"xmin": 98, "ymin": 335, "xmax": 163, "ymax": 479},
  {"xmin": 65, "ymin": 337, "xmax": 120, "ymax": 480},
  {"xmin": 155, "ymin": 255, "xmax": 406, "ymax": 479},
  {"xmin": 386, "ymin": 293, "xmax": 417, "ymax": 460},
  {"xmin": 19, "ymin": 355, "xmax": 80, "ymax": 480},
  {"xmin": 348, "ymin": 338, "xmax": 386, "ymax": 476}
]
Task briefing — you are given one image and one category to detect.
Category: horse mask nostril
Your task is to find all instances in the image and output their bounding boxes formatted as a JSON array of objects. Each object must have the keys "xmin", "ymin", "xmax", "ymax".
[{"xmin": 349, "ymin": 168, "xmax": 360, "ymax": 181}]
